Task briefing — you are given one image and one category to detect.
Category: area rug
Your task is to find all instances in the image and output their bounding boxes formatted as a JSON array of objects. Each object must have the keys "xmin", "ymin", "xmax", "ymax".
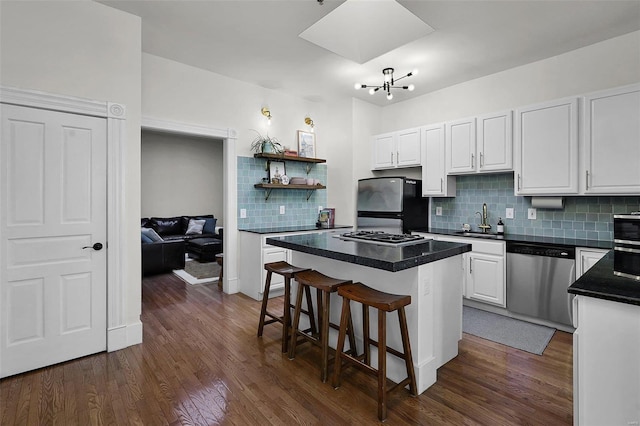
[
  {"xmin": 173, "ymin": 259, "xmax": 220, "ymax": 285},
  {"xmin": 462, "ymin": 306, "xmax": 556, "ymax": 355}
]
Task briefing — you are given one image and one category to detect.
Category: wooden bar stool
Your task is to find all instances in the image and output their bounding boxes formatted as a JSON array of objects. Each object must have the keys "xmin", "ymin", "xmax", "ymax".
[
  {"xmin": 257, "ymin": 261, "xmax": 313, "ymax": 353},
  {"xmin": 288, "ymin": 270, "xmax": 356, "ymax": 383},
  {"xmin": 215, "ymin": 253, "xmax": 224, "ymax": 290},
  {"xmin": 332, "ymin": 282, "xmax": 417, "ymax": 422}
]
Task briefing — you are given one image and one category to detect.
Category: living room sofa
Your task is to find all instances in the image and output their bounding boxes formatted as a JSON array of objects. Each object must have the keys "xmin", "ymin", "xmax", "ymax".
[{"xmin": 141, "ymin": 215, "xmax": 223, "ymax": 277}]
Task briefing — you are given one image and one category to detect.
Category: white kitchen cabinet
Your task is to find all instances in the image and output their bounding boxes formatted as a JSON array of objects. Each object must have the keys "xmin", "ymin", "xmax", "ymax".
[
  {"xmin": 514, "ymin": 97, "xmax": 579, "ymax": 195},
  {"xmin": 576, "ymin": 247, "xmax": 608, "ymax": 279},
  {"xmin": 582, "ymin": 83, "xmax": 640, "ymax": 194},
  {"xmin": 421, "ymin": 123, "xmax": 456, "ymax": 197},
  {"xmin": 476, "ymin": 110, "xmax": 513, "ymax": 173},
  {"xmin": 467, "ymin": 253, "xmax": 505, "ymax": 306},
  {"xmin": 371, "ymin": 127, "xmax": 421, "ymax": 170},
  {"xmin": 420, "ymin": 234, "xmax": 506, "ymax": 307},
  {"xmin": 573, "ymin": 296, "xmax": 640, "ymax": 425},
  {"xmin": 446, "ymin": 117, "xmax": 476, "ymax": 174}
]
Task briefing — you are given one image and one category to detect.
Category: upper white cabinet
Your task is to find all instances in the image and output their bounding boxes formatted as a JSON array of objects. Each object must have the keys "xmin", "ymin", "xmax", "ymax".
[
  {"xmin": 446, "ymin": 117, "xmax": 476, "ymax": 174},
  {"xmin": 421, "ymin": 123, "xmax": 456, "ymax": 197},
  {"xmin": 446, "ymin": 112, "xmax": 513, "ymax": 175},
  {"xmin": 476, "ymin": 110, "xmax": 513, "ymax": 173},
  {"xmin": 514, "ymin": 97, "xmax": 579, "ymax": 195},
  {"xmin": 372, "ymin": 127, "xmax": 421, "ymax": 170},
  {"xmin": 582, "ymin": 84, "xmax": 640, "ymax": 195}
]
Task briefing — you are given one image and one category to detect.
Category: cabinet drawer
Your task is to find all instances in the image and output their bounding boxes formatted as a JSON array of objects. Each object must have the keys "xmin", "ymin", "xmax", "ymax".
[{"xmin": 435, "ymin": 235, "xmax": 504, "ymax": 256}]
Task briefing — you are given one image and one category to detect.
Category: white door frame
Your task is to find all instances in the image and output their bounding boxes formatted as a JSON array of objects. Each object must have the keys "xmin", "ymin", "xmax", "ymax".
[
  {"xmin": 141, "ymin": 117, "xmax": 238, "ymax": 295},
  {"xmin": 0, "ymin": 86, "xmax": 135, "ymax": 353}
]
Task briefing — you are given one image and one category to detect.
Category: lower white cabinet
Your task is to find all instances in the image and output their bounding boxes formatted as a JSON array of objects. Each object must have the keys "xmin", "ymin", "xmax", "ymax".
[
  {"xmin": 238, "ymin": 229, "xmax": 346, "ymax": 301},
  {"xmin": 573, "ymin": 296, "xmax": 640, "ymax": 425},
  {"xmin": 419, "ymin": 233, "xmax": 506, "ymax": 307},
  {"xmin": 576, "ymin": 247, "xmax": 609, "ymax": 279}
]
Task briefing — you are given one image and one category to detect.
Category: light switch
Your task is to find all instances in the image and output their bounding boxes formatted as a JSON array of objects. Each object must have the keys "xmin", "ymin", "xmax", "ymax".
[
  {"xmin": 240, "ymin": 208, "xmax": 247, "ymax": 218},
  {"xmin": 528, "ymin": 208, "xmax": 537, "ymax": 220},
  {"xmin": 506, "ymin": 208, "xmax": 514, "ymax": 219},
  {"xmin": 280, "ymin": 205, "xmax": 285, "ymax": 215},
  {"xmin": 435, "ymin": 206, "xmax": 443, "ymax": 216}
]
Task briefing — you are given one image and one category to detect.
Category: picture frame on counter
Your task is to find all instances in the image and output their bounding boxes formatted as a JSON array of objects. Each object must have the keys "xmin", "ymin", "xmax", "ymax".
[
  {"xmin": 268, "ymin": 161, "xmax": 285, "ymax": 184},
  {"xmin": 297, "ymin": 130, "xmax": 315, "ymax": 158}
]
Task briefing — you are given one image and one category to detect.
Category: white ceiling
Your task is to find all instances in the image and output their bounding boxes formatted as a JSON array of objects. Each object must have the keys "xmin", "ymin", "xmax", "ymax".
[{"xmin": 99, "ymin": 0, "xmax": 640, "ymax": 106}]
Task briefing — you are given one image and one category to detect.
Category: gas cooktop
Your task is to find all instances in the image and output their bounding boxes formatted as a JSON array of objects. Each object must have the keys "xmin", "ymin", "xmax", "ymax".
[{"xmin": 337, "ymin": 231, "xmax": 429, "ymax": 246}]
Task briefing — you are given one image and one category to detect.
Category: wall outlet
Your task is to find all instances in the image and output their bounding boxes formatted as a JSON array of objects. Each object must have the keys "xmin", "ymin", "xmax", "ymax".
[
  {"xmin": 318, "ymin": 205, "xmax": 323, "ymax": 213},
  {"xmin": 506, "ymin": 208, "xmax": 514, "ymax": 219},
  {"xmin": 528, "ymin": 208, "xmax": 537, "ymax": 220},
  {"xmin": 279, "ymin": 205, "xmax": 285, "ymax": 215},
  {"xmin": 240, "ymin": 208, "xmax": 247, "ymax": 218},
  {"xmin": 435, "ymin": 206, "xmax": 443, "ymax": 216}
]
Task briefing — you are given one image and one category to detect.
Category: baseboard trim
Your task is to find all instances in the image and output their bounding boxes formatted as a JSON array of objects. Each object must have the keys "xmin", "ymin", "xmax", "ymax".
[{"xmin": 107, "ymin": 321, "xmax": 143, "ymax": 352}]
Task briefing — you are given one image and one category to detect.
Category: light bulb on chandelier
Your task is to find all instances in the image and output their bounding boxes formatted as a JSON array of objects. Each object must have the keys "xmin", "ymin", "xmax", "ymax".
[{"xmin": 354, "ymin": 67, "xmax": 417, "ymax": 100}]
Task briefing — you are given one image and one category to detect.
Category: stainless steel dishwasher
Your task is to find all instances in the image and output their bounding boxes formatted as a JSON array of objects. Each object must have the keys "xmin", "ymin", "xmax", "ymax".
[{"xmin": 506, "ymin": 242, "xmax": 576, "ymax": 327}]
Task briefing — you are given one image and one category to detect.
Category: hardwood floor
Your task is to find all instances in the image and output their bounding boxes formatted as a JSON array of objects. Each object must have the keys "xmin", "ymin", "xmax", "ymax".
[{"xmin": 0, "ymin": 273, "xmax": 573, "ymax": 425}]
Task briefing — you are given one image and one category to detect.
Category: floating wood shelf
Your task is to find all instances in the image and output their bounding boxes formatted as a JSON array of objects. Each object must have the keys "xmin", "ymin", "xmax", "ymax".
[
  {"xmin": 254, "ymin": 153, "xmax": 326, "ymax": 174},
  {"xmin": 254, "ymin": 183, "xmax": 326, "ymax": 201}
]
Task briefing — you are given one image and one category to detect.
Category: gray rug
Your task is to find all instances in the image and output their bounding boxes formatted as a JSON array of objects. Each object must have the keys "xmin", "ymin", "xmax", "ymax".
[{"xmin": 463, "ymin": 306, "xmax": 555, "ymax": 355}]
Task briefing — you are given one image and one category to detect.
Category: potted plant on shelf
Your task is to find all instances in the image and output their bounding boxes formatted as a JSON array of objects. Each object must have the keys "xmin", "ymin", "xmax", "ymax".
[{"xmin": 250, "ymin": 130, "xmax": 283, "ymax": 154}]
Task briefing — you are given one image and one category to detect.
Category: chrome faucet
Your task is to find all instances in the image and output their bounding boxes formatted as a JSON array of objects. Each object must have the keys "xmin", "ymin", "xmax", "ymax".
[{"xmin": 476, "ymin": 203, "xmax": 492, "ymax": 233}]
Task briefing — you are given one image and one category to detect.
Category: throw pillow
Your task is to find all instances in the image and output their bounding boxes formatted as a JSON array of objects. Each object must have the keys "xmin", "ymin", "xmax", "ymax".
[
  {"xmin": 141, "ymin": 231, "xmax": 153, "ymax": 244},
  {"xmin": 203, "ymin": 217, "xmax": 217, "ymax": 234},
  {"xmin": 186, "ymin": 219, "xmax": 206, "ymax": 235},
  {"xmin": 141, "ymin": 227, "xmax": 163, "ymax": 242}
]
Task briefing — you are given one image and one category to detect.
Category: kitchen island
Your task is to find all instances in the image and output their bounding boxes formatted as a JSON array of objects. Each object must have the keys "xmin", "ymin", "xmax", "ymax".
[{"xmin": 266, "ymin": 233, "xmax": 471, "ymax": 394}]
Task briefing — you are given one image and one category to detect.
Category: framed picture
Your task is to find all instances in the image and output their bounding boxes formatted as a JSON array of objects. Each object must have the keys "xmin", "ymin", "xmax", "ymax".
[
  {"xmin": 297, "ymin": 130, "xmax": 316, "ymax": 158},
  {"xmin": 268, "ymin": 161, "xmax": 285, "ymax": 184}
]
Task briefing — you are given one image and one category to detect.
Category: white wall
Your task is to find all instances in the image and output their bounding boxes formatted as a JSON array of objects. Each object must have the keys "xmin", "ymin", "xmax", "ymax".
[
  {"xmin": 0, "ymin": 1, "xmax": 143, "ymax": 333},
  {"xmin": 141, "ymin": 131, "xmax": 224, "ymax": 221},
  {"xmin": 141, "ymin": 53, "xmax": 354, "ymax": 224}
]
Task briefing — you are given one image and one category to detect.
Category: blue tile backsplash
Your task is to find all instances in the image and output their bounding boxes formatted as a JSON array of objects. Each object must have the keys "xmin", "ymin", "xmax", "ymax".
[
  {"xmin": 237, "ymin": 156, "xmax": 327, "ymax": 227},
  {"xmin": 430, "ymin": 173, "xmax": 640, "ymax": 241}
]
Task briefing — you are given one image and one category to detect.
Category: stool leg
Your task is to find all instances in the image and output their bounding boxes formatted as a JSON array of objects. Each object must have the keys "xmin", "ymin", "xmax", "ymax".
[
  {"xmin": 332, "ymin": 297, "xmax": 350, "ymax": 389},
  {"xmin": 398, "ymin": 307, "xmax": 418, "ymax": 396},
  {"xmin": 363, "ymin": 305, "xmax": 370, "ymax": 365},
  {"xmin": 320, "ymin": 290, "xmax": 330, "ymax": 382},
  {"xmin": 281, "ymin": 277, "xmax": 291, "ymax": 353},
  {"xmin": 288, "ymin": 282, "xmax": 306, "ymax": 360},
  {"xmin": 346, "ymin": 310, "xmax": 357, "ymax": 356},
  {"xmin": 378, "ymin": 310, "xmax": 387, "ymax": 422},
  {"xmin": 316, "ymin": 288, "xmax": 323, "ymax": 339},
  {"xmin": 305, "ymin": 286, "xmax": 317, "ymax": 336},
  {"xmin": 257, "ymin": 271, "xmax": 273, "ymax": 337}
]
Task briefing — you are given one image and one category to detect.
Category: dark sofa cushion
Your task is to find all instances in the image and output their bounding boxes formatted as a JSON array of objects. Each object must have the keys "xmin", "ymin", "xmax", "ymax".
[
  {"xmin": 141, "ymin": 217, "xmax": 150, "ymax": 228},
  {"xmin": 150, "ymin": 217, "xmax": 183, "ymax": 236}
]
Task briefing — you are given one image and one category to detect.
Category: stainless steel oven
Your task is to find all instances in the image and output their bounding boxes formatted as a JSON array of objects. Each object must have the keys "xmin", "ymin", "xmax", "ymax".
[{"xmin": 613, "ymin": 213, "xmax": 640, "ymax": 280}]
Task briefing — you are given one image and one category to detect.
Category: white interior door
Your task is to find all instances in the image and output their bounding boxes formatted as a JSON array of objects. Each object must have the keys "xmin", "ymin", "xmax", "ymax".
[{"xmin": 1, "ymin": 104, "xmax": 107, "ymax": 378}]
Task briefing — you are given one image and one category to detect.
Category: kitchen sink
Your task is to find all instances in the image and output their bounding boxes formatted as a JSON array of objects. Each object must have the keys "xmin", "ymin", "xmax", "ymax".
[{"xmin": 453, "ymin": 231, "xmax": 504, "ymax": 239}]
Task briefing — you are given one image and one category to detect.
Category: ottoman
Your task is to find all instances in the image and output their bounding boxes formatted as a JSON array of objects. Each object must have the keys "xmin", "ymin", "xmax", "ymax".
[{"xmin": 186, "ymin": 237, "xmax": 222, "ymax": 262}]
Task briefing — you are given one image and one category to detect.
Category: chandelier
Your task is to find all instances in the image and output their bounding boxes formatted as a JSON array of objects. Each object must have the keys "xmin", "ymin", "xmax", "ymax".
[{"xmin": 354, "ymin": 68, "xmax": 417, "ymax": 100}]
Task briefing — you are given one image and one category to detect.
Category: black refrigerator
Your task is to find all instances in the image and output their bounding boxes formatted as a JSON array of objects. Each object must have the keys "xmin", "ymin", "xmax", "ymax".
[{"xmin": 356, "ymin": 177, "xmax": 429, "ymax": 234}]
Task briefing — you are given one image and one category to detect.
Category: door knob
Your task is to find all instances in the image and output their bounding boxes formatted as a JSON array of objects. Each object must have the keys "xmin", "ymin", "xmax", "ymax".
[{"xmin": 82, "ymin": 242, "xmax": 103, "ymax": 251}]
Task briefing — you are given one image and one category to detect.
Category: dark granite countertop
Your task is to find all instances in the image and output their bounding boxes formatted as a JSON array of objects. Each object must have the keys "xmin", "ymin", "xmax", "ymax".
[
  {"xmin": 568, "ymin": 251, "xmax": 640, "ymax": 306},
  {"xmin": 239, "ymin": 224, "xmax": 352, "ymax": 234},
  {"xmin": 420, "ymin": 227, "xmax": 612, "ymax": 250},
  {"xmin": 266, "ymin": 233, "xmax": 471, "ymax": 272}
]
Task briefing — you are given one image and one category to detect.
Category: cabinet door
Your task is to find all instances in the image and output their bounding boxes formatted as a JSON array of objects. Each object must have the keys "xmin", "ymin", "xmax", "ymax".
[
  {"xmin": 515, "ymin": 97, "xmax": 579, "ymax": 195},
  {"xmin": 422, "ymin": 124, "xmax": 456, "ymax": 197},
  {"xmin": 372, "ymin": 132, "xmax": 396, "ymax": 170},
  {"xmin": 477, "ymin": 110, "xmax": 513, "ymax": 173},
  {"xmin": 396, "ymin": 127, "xmax": 421, "ymax": 167},
  {"xmin": 576, "ymin": 248, "xmax": 608, "ymax": 278},
  {"xmin": 261, "ymin": 247, "xmax": 289, "ymax": 294},
  {"xmin": 466, "ymin": 253, "xmax": 505, "ymax": 307},
  {"xmin": 446, "ymin": 118, "xmax": 476, "ymax": 174},
  {"xmin": 583, "ymin": 84, "xmax": 640, "ymax": 194}
]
